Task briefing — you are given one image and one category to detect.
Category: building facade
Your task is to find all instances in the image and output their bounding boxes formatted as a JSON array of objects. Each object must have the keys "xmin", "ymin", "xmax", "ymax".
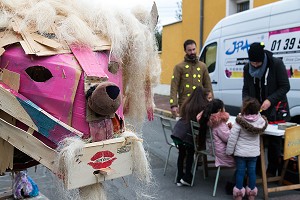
[{"xmin": 159, "ymin": 0, "xmax": 279, "ymax": 87}]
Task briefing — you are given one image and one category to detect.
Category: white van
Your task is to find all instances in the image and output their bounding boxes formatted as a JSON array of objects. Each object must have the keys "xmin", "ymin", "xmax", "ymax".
[{"xmin": 199, "ymin": 0, "xmax": 300, "ymax": 123}]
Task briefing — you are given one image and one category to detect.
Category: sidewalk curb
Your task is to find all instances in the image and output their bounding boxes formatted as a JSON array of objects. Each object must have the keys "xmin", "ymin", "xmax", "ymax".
[{"xmin": 154, "ymin": 108, "xmax": 173, "ymax": 118}]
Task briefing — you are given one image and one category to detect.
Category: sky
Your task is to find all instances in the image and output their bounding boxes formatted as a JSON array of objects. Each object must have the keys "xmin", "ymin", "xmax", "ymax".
[{"xmin": 109, "ymin": 0, "xmax": 181, "ymax": 25}]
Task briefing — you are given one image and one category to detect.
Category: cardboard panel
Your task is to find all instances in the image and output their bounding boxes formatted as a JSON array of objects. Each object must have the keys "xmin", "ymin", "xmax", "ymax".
[
  {"xmin": 0, "ymin": 30, "xmax": 22, "ymax": 48},
  {"xmin": 284, "ymin": 126, "xmax": 300, "ymax": 160},
  {"xmin": 70, "ymin": 46, "xmax": 107, "ymax": 78},
  {"xmin": 1, "ymin": 46, "xmax": 81, "ymax": 126},
  {"xmin": 2, "ymin": 69, "xmax": 20, "ymax": 92}
]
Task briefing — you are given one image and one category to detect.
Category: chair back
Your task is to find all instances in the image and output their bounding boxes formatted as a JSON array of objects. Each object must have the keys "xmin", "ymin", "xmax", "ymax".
[
  {"xmin": 190, "ymin": 121, "xmax": 201, "ymax": 152},
  {"xmin": 208, "ymin": 127, "xmax": 216, "ymax": 157},
  {"xmin": 190, "ymin": 120, "xmax": 215, "ymax": 157},
  {"xmin": 160, "ymin": 116, "xmax": 175, "ymax": 146}
]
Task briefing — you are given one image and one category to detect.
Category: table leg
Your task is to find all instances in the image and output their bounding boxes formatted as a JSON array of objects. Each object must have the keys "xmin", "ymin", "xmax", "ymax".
[
  {"xmin": 279, "ymin": 159, "xmax": 289, "ymax": 185},
  {"xmin": 260, "ymin": 135, "xmax": 268, "ymax": 200},
  {"xmin": 298, "ymin": 155, "xmax": 300, "ymax": 184}
]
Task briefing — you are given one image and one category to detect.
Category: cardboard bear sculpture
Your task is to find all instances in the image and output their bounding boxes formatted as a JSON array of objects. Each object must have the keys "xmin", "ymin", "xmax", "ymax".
[{"xmin": 0, "ymin": 0, "xmax": 160, "ymax": 198}]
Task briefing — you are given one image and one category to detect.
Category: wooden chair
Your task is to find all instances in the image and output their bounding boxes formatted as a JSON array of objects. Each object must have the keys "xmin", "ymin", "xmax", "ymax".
[
  {"xmin": 190, "ymin": 120, "xmax": 221, "ymax": 196},
  {"xmin": 159, "ymin": 116, "xmax": 178, "ymax": 178}
]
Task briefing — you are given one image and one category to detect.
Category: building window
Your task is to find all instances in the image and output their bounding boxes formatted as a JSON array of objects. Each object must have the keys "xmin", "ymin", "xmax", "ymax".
[
  {"xmin": 226, "ymin": 0, "xmax": 253, "ymax": 16},
  {"xmin": 237, "ymin": 1, "xmax": 249, "ymax": 12}
]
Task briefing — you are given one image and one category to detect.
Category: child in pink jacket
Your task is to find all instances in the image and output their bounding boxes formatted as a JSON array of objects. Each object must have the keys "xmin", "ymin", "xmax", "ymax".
[{"xmin": 200, "ymin": 98, "xmax": 235, "ymax": 167}]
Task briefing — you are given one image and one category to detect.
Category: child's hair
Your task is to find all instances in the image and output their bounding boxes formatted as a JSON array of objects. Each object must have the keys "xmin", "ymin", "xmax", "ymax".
[
  {"xmin": 241, "ymin": 97, "xmax": 261, "ymax": 115},
  {"xmin": 199, "ymin": 98, "xmax": 224, "ymax": 130},
  {"xmin": 180, "ymin": 86, "xmax": 208, "ymax": 122}
]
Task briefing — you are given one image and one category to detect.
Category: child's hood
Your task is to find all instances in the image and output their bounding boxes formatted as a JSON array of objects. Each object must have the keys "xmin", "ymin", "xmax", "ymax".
[
  {"xmin": 243, "ymin": 114, "xmax": 259, "ymax": 122},
  {"xmin": 207, "ymin": 111, "xmax": 229, "ymax": 128},
  {"xmin": 236, "ymin": 114, "xmax": 268, "ymax": 135}
]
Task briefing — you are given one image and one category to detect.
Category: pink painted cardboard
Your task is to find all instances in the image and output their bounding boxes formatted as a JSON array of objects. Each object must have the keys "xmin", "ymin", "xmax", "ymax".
[
  {"xmin": 1, "ymin": 45, "xmax": 81, "ymax": 125},
  {"xmin": 0, "ymin": 44, "xmax": 124, "ymax": 143}
]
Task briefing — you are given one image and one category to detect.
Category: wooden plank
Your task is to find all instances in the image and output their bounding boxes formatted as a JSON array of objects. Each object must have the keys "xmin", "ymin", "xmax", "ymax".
[
  {"xmin": 260, "ymin": 135, "xmax": 269, "ymax": 200},
  {"xmin": 0, "ymin": 110, "xmax": 15, "ymax": 173},
  {"xmin": 0, "ymin": 118, "xmax": 56, "ymax": 171},
  {"xmin": 0, "ymin": 115, "xmax": 134, "ymax": 189},
  {"xmin": 66, "ymin": 137, "xmax": 133, "ymax": 189},
  {"xmin": 268, "ymin": 184, "xmax": 300, "ymax": 193},
  {"xmin": 279, "ymin": 159, "xmax": 289, "ymax": 185},
  {"xmin": 27, "ymin": 127, "xmax": 35, "ymax": 135},
  {"xmin": 0, "ymin": 83, "xmax": 37, "ymax": 130},
  {"xmin": 0, "ymin": 83, "xmax": 84, "ymax": 144},
  {"xmin": 0, "ymin": 138, "xmax": 14, "ymax": 173}
]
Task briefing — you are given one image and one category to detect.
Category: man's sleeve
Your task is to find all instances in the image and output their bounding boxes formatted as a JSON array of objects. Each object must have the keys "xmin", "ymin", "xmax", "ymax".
[
  {"xmin": 202, "ymin": 65, "xmax": 213, "ymax": 96},
  {"xmin": 267, "ymin": 59, "xmax": 290, "ymax": 106},
  {"xmin": 170, "ymin": 65, "xmax": 180, "ymax": 108}
]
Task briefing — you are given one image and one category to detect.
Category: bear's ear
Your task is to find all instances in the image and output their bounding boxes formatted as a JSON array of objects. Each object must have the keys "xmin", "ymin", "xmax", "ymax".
[
  {"xmin": 87, "ymin": 82, "xmax": 121, "ymax": 117},
  {"xmin": 150, "ymin": 2, "xmax": 159, "ymax": 30}
]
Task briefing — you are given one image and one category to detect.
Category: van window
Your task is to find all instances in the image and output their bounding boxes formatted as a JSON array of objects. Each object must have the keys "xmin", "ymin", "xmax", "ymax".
[{"xmin": 200, "ymin": 42, "xmax": 217, "ymax": 73}]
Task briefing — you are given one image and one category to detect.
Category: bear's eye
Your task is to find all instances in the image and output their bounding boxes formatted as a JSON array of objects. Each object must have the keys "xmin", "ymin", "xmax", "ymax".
[{"xmin": 25, "ymin": 66, "xmax": 53, "ymax": 82}]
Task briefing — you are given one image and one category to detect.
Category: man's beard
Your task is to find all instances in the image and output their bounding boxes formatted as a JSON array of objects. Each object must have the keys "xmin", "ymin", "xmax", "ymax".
[{"xmin": 187, "ymin": 54, "xmax": 196, "ymax": 60}]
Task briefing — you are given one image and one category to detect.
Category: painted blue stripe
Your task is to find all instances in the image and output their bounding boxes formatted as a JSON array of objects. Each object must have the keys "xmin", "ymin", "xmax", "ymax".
[{"xmin": 16, "ymin": 97, "xmax": 77, "ymax": 144}]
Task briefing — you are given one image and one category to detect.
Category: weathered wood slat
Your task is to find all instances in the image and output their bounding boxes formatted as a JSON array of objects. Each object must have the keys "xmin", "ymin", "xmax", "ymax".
[
  {"xmin": 0, "ymin": 118, "xmax": 56, "ymax": 171},
  {"xmin": 0, "ymin": 82, "xmax": 83, "ymax": 144}
]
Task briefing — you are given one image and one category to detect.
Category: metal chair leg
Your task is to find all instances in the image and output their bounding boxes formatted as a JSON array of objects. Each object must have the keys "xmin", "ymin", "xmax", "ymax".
[
  {"xmin": 202, "ymin": 155, "xmax": 208, "ymax": 179},
  {"xmin": 163, "ymin": 145, "xmax": 173, "ymax": 175},
  {"xmin": 191, "ymin": 154, "xmax": 199, "ymax": 186},
  {"xmin": 213, "ymin": 166, "xmax": 221, "ymax": 197}
]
